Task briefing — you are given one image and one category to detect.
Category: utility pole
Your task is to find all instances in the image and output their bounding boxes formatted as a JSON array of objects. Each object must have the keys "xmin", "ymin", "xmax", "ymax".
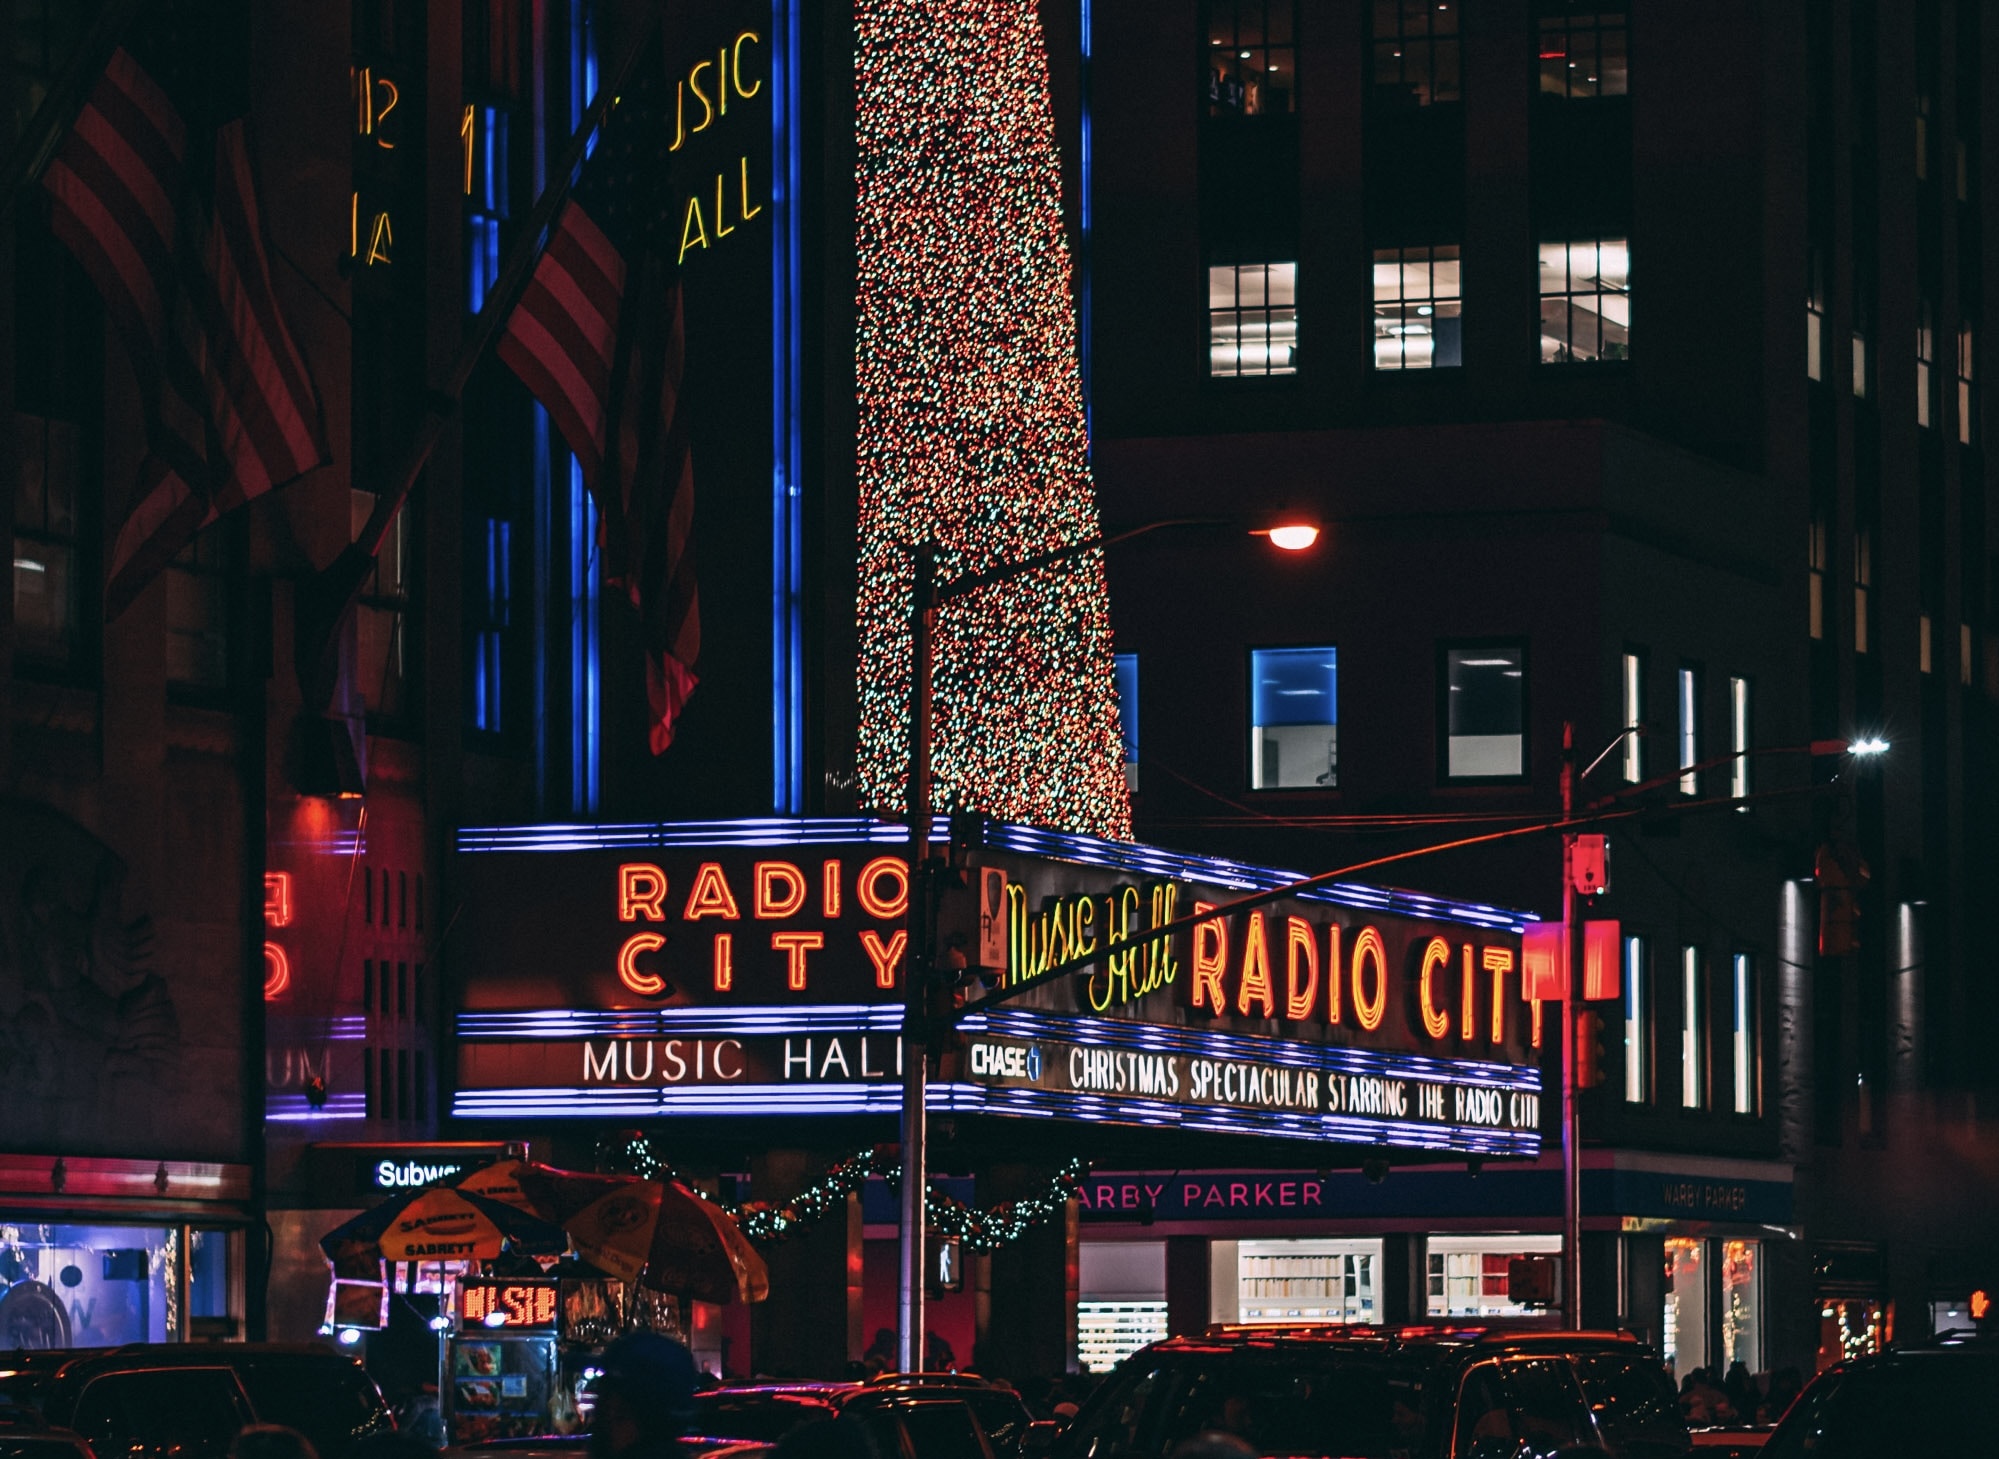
[
  {"xmin": 1560, "ymin": 721, "xmax": 1584, "ymax": 1329},
  {"xmin": 896, "ymin": 542, "xmax": 937, "ymax": 1374}
]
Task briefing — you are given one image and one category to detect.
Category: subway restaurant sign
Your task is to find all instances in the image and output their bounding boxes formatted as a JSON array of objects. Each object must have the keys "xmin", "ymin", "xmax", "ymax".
[{"xmin": 451, "ymin": 819, "xmax": 1544, "ymax": 1155}]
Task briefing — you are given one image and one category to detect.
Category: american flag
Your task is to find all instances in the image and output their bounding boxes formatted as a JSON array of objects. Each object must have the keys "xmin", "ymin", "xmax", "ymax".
[
  {"xmin": 497, "ymin": 61, "xmax": 700, "ymax": 755},
  {"xmin": 42, "ymin": 47, "xmax": 328, "ymax": 618}
]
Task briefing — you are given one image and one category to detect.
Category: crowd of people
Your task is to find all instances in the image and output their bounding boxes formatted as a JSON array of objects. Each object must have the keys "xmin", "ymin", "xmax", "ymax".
[{"xmin": 1676, "ymin": 1360, "xmax": 1804, "ymax": 1427}]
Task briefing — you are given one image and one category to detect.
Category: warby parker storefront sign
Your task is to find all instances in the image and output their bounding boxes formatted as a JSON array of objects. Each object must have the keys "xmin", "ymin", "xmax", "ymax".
[{"xmin": 450, "ymin": 821, "xmax": 1544, "ymax": 1154}]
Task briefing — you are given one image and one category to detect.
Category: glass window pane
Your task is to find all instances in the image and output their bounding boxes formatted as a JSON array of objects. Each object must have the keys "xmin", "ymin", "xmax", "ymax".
[
  {"xmin": 0, "ymin": 1223, "xmax": 180, "ymax": 1345},
  {"xmin": 1623, "ymin": 936, "xmax": 1647, "ymax": 1102},
  {"xmin": 1238, "ymin": 267, "xmax": 1268, "ymax": 307},
  {"xmin": 13, "ymin": 538, "xmax": 75, "ymax": 660},
  {"xmin": 1265, "ymin": 261, "xmax": 1295, "ymax": 305},
  {"xmin": 1209, "ymin": 266, "xmax": 1238, "ymax": 310},
  {"xmin": 1114, "ymin": 653, "xmax": 1140, "ymax": 775},
  {"xmin": 1681, "ymin": 946, "xmax": 1703, "ymax": 1108},
  {"xmin": 1432, "ymin": 249, "xmax": 1461, "ymax": 298},
  {"xmin": 1251, "ymin": 645, "xmax": 1338, "ymax": 788},
  {"xmin": 1537, "ymin": 244, "xmax": 1569, "ymax": 294},
  {"xmin": 1445, "ymin": 646, "xmax": 1524, "ymax": 777},
  {"xmin": 1373, "ymin": 255, "xmax": 1404, "ymax": 300}
]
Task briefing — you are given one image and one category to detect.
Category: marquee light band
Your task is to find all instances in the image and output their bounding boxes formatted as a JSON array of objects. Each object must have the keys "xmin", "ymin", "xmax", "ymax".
[{"xmin": 456, "ymin": 817, "xmax": 1533, "ymax": 934}]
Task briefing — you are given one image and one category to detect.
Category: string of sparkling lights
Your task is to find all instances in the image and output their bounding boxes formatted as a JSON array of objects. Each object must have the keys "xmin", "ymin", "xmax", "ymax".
[
  {"xmin": 602, "ymin": 1135, "xmax": 1088, "ymax": 1251},
  {"xmin": 853, "ymin": 0, "xmax": 1131, "ymax": 840}
]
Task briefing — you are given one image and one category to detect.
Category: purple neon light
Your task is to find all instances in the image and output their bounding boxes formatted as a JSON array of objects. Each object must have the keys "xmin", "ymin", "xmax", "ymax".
[{"xmin": 454, "ymin": 817, "xmax": 1532, "ymax": 931}]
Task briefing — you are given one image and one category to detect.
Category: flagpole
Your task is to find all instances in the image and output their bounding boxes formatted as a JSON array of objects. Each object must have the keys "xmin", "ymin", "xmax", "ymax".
[
  {"xmin": 293, "ymin": 7, "xmax": 662, "ymax": 710},
  {"xmin": 0, "ymin": 0, "xmax": 150, "ymax": 223}
]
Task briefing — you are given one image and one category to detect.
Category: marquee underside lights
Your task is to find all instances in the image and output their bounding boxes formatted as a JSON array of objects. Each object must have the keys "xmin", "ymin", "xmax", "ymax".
[{"xmin": 853, "ymin": 0, "xmax": 1131, "ymax": 840}]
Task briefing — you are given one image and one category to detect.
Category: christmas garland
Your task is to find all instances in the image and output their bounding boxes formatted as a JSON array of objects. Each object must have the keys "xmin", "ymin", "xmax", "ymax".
[{"xmin": 595, "ymin": 1134, "xmax": 1088, "ymax": 1252}]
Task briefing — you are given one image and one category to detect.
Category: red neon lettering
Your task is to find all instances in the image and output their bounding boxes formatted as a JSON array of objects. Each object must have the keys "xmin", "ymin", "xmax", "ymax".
[
  {"xmin": 1460, "ymin": 943, "xmax": 1476, "ymax": 1040},
  {"xmin": 861, "ymin": 928, "xmax": 907, "ymax": 989},
  {"xmin": 1326, "ymin": 924, "xmax": 1343, "ymax": 1022},
  {"xmin": 262, "ymin": 941, "xmax": 291, "ymax": 999},
  {"xmin": 771, "ymin": 931, "xmax": 824, "ymax": 990},
  {"xmin": 1284, "ymin": 917, "xmax": 1318, "ymax": 1020},
  {"xmin": 1303, "ymin": 1180, "xmax": 1323, "ymax": 1205},
  {"xmin": 1237, "ymin": 912, "xmax": 1274, "ymax": 1017},
  {"xmin": 822, "ymin": 859, "xmax": 842, "ymax": 918},
  {"xmin": 856, "ymin": 856, "xmax": 909, "ymax": 918},
  {"xmin": 1229, "ymin": 1182, "xmax": 1248, "ymax": 1206},
  {"xmin": 263, "ymin": 872, "xmax": 292, "ymax": 928},
  {"xmin": 1192, "ymin": 902, "xmax": 1227, "ymax": 1012},
  {"xmin": 618, "ymin": 863, "xmax": 668, "ymax": 921},
  {"xmin": 1351, "ymin": 926, "xmax": 1387, "ymax": 1031},
  {"xmin": 1419, "ymin": 937, "xmax": 1451, "ymax": 1039},
  {"xmin": 1484, "ymin": 947, "xmax": 1515, "ymax": 1044},
  {"xmin": 683, "ymin": 862, "xmax": 742, "ymax": 920},
  {"xmin": 617, "ymin": 932, "xmax": 668, "ymax": 995},
  {"xmin": 713, "ymin": 933, "xmax": 734, "ymax": 992},
  {"xmin": 754, "ymin": 861, "xmax": 808, "ymax": 918}
]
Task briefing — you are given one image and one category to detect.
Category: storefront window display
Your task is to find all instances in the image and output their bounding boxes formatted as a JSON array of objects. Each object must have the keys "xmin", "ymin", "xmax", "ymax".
[
  {"xmin": 1425, "ymin": 1234, "xmax": 1560, "ymax": 1319},
  {"xmin": 0, "ymin": 1223, "xmax": 177, "ymax": 1347},
  {"xmin": 1817, "ymin": 1298, "xmax": 1889, "ymax": 1370},
  {"xmin": 1663, "ymin": 1238, "xmax": 1707, "ymax": 1382},
  {"xmin": 1079, "ymin": 1243, "xmax": 1169, "ymax": 1374},
  {"xmin": 1236, "ymin": 1239, "xmax": 1380, "ymax": 1324},
  {"xmin": 1721, "ymin": 1240, "xmax": 1762, "ymax": 1373}
]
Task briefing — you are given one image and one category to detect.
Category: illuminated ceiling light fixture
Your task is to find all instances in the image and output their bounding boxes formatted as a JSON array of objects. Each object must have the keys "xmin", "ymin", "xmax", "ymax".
[{"xmin": 1255, "ymin": 522, "xmax": 1322, "ymax": 552}]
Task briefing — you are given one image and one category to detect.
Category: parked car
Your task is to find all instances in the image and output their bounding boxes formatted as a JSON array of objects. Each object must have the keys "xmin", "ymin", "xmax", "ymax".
[
  {"xmin": 1051, "ymin": 1324, "xmax": 1690, "ymax": 1459},
  {"xmin": 22, "ymin": 1345, "xmax": 394, "ymax": 1459},
  {"xmin": 1686, "ymin": 1425, "xmax": 1773, "ymax": 1456},
  {"xmin": 689, "ymin": 1377, "xmax": 1030, "ymax": 1459},
  {"xmin": 0, "ymin": 1391, "xmax": 95, "ymax": 1459},
  {"xmin": 1758, "ymin": 1334, "xmax": 1999, "ymax": 1457}
]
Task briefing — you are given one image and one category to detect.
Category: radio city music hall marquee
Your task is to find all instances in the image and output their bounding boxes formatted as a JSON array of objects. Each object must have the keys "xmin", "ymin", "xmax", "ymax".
[{"xmin": 450, "ymin": 820, "xmax": 1546, "ymax": 1156}]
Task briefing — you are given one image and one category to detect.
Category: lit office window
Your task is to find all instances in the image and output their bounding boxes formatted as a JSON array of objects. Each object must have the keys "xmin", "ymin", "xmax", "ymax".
[
  {"xmin": 1620, "ymin": 650, "xmax": 1645, "ymax": 782},
  {"xmin": 1210, "ymin": 263, "xmax": 1298, "ymax": 377},
  {"xmin": 1537, "ymin": 2, "xmax": 1628, "ymax": 99},
  {"xmin": 1115, "ymin": 653, "xmax": 1141, "ymax": 791},
  {"xmin": 1538, "ymin": 239, "xmax": 1629, "ymax": 362},
  {"xmin": 1963, "ymin": 623, "xmax": 1976, "ymax": 687},
  {"xmin": 1959, "ymin": 321, "xmax": 1976, "ymax": 444},
  {"xmin": 1731, "ymin": 953, "xmax": 1757, "ymax": 1115},
  {"xmin": 1623, "ymin": 935, "xmax": 1648, "ymax": 1103},
  {"xmin": 1251, "ymin": 646, "xmax": 1337, "ymax": 788},
  {"xmin": 1917, "ymin": 298, "xmax": 1936, "ymax": 429},
  {"xmin": 1729, "ymin": 676, "xmax": 1751, "ymax": 803},
  {"xmin": 1677, "ymin": 666, "xmax": 1701, "ymax": 796},
  {"xmin": 1443, "ymin": 645, "xmax": 1525, "ymax": 779},
  {"xmin": 1681, "ymin": 946, "xmax": 1704, "ymax": 1109},
  {"xmin": 1920, "ymin": 614, "xmax": 1934, "ymax": 674},
  {"xmin": 1373, "ymin": 245, "xmax": 1461, "ymax": 369}
]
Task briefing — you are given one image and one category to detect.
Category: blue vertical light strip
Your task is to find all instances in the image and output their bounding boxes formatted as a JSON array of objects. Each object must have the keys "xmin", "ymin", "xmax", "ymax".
[
  {"xmin": 771, "ymin": 0, "xmax": 806, "ymax": 811},
  {"xmin": 1078, "ymin": 0, "xmax": 1094, "ymax": 443},
  {"xmin": 570, "ymin": 457, "xmax": 601, "ymax": 812}
]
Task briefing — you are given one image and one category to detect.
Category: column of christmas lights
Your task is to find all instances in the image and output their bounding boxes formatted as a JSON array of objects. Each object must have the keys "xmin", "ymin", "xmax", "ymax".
[{"xmin": 853, "ymin": 0, "xmax": 1132, "ymax": 840}]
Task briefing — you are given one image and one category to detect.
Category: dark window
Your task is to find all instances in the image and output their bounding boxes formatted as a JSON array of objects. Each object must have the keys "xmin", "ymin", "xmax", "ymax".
[
  {"xmin": 71, "ymin": 1369, "xmax": 252, "ymax": 1459},
  {"xmin": 1114, "ymin": 654, "xmax": 1140, "ymax": 790},
  {"xmin": 1452, "ymin": 1363, "xmax": 1510, "ymax": 1456},
  {"xmin": 12, "ymin": 411, "xmax": 83, "ymax": 666},
  {"xmin": 1443, "ymin": 644, "xmax": 1526, "ymax": 780},
  {"xmin": 1373, "ymin": 245, "xmax": 1461, "ymax": 369},
  {"xmin": 1537, "ymin": 2, "xmax": 1628, "ymax": 99},
  {"xmin": 1204, "ymin": 0, "xmax": 1296, "ymax": 116},
  {"xmin": 1918, "ymin": 298, "xmax": 1938, "ymax": 429},
  {"xmin": 1372, "ymin": 0, "xmax": 1459, "ymax": 108}
]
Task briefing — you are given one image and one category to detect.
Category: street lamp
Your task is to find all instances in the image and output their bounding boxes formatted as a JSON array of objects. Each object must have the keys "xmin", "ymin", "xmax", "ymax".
[{"xmin": 894, "ymin": 516, "xmax": 1321, "ymax": 1373}]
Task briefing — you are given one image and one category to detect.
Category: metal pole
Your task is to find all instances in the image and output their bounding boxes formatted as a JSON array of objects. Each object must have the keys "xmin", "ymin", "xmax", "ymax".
[
  {"xmin": 897, "ymin": 542, "xmax": 937, "ymax": 1373},
  {"xmin": 1560, "ymin": 721, "xmax": 1583, "ymax": 1329}
]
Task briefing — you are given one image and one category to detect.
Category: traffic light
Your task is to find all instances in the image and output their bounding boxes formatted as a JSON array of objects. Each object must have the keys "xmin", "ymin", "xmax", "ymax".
[{"xmin": 1576, "ymin": 1010, "xmax": 1607, "ymax": 1090}]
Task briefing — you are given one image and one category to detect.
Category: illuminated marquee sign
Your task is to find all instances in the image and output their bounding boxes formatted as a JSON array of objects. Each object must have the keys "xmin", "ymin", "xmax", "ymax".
[
  {"xmin": 459, "ymin": 1279, "xmax": 559, "ymax": 1330},
  {"xmin": 450, "ymin": 820, "xmax": 1545, "ymax": 1156}
]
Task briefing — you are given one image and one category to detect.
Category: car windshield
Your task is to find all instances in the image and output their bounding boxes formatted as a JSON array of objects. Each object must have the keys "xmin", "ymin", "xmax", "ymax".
[
  {"xmin": 691, "ymin": 1395, "xmax": 837, "ymax": 1442},
  {"xmin": 1065, "ymin": 1353, "xmax": 1431, "ymax": 1459},
  {"xmin": 1569, "ymin": 1352, "xmax": 1686, "ymax": 1454},
  {"xmin": 230, "ymin": 1359, "xmax": 393, "ymax": 1459}
]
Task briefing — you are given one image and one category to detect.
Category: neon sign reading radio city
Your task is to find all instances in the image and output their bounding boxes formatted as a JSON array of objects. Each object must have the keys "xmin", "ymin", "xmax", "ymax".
[
  {"xmin": 606, "ymin": 858, "xmax": 1539, "ymax": 1055},
  {"xmin": 613, "ymin": 857, "xmax": 912, "ymax": 996}
]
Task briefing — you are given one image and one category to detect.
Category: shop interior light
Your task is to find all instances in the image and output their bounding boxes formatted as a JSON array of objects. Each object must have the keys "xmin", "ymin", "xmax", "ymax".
[
  {"xmin": 337, "ymin": 1328, "xmax": 362, "ymax": 1346},
  {"xmin": 1257, "ymin": 522, "xmax": 1321, "ymax": 551}
]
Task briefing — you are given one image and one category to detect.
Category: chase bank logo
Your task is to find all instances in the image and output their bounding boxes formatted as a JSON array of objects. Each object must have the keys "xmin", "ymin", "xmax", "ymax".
[
  {"xmin": 969, "ymin": 1041, "xmax": 1044, "ymax": 1083},
  {"xmin": 1026, "ymin": 1044, "xmax": 1043, "ymax": 1081}
]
